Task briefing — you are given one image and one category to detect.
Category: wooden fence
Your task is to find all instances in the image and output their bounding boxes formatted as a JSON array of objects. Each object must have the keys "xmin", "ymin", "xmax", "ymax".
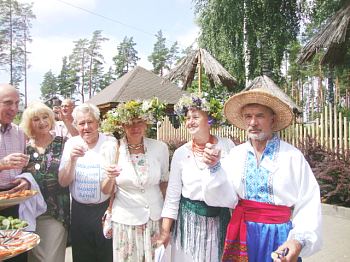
[{"xmin": 158, "ymin": 106, "xmax": 350, "ymax": 158}]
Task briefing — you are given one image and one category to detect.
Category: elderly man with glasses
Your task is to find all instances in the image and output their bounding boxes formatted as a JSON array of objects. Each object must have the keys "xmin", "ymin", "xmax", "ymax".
[
  {"xmin": 0, "ymin": 83, "xmax": 31, "ymax": 262},
  {"xmin": 54, "ymin": 98, "xmax": 78, "ymax": 139}
]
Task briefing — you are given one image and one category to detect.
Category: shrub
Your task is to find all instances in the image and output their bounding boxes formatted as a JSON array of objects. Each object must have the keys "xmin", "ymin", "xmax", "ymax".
[{"xmin": 301, "ymin": 137, "xmax": 350, "ymax": 207}]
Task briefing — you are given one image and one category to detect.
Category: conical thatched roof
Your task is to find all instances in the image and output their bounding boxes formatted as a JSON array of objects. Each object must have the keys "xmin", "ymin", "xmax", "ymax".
[
  {"xmin": 297, "ymin": 2, "xmax": 350, "ymax": 65},
  {"xmin": 87, "ymin": 66, "xmax": 187, "ymax": 114},
  {"xmin": 163, "ymin": 48, "xmax": 237, "ymax": 90},
  {"xmin": 244, "ymin": 75, "xmax": 302, "ymax": 115}
]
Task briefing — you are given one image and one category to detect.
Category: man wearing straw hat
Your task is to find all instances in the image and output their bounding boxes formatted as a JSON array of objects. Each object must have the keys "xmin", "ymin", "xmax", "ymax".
[{"xmin": 202, "ymin": 89, "xmax": 322, "ymax": 262}]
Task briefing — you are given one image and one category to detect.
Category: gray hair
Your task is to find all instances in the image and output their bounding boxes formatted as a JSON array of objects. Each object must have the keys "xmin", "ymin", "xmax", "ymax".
[{"xmin": 72, "ymin": 103, "xmax": 100, "ymax": 124}]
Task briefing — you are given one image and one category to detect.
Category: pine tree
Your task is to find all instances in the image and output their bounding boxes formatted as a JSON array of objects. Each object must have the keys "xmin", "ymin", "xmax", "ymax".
[
  {"xmin": 40, "ymin": 70, "xmax": 58, "ymax": 101},
  {"xmin": 113, "ymin": 36, "xmax": 140, "ymax": 78},
  {"xmin": 148, "ymin": 30, "xmax": 169, "ymax": 76}
]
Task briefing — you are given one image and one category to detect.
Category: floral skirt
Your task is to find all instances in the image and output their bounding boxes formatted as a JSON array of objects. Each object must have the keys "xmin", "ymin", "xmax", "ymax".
[{"xmin": 112, "ymin": 220, "xmax": 161, "ymax": 262}]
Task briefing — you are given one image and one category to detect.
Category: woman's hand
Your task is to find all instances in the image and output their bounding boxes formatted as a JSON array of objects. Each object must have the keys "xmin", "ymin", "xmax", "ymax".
[
  {"xmin": 70, "ymin": 145, "xmax": 87, "ymax": 160},
  {"xmin": 101, "ymin": 165, "xmax": 122, "ymax": 194},
  {"xmin": 105, "ymin": 164, "xmax": 122, "ymax": 180},
  {"xmin": 155, "ymin": 230, "xmax": 171, "ymax": 248}
]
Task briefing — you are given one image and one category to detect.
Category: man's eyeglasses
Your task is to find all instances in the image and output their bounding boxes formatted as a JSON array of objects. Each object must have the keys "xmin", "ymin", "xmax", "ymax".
[{"xmin": 0, "ymin": 101, "xmax": 20, "ymax": 108}]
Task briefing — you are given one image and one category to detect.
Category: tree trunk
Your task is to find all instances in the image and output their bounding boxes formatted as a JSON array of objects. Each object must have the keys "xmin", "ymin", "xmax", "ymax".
[{"xmin": 243, "ymin": 0, "xmax": 250, "ymax": 85}]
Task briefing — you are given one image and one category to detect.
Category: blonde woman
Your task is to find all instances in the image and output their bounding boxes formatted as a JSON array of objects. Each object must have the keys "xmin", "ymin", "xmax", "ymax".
[
  {"xmin": 101, "ymin": 99, "xmax": 169, "ymax": 262},
  {"xmin": 20, "ymin": 102, "xmax": 70, "ymax": 262}
]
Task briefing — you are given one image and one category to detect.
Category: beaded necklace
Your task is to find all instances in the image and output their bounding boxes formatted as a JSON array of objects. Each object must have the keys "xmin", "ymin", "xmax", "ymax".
[
  {"xmin": 127, "ymin": 143, "xmax": 144, "ymax": 150},
  {"xmin": 191, "ymin": 135, "xmax": 215, "ymax": 170}
]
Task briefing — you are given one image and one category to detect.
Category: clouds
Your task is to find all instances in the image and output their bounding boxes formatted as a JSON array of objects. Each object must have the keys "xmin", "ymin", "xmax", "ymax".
[
  {"xmin": 21, "ymin": 0, "xmax": 97, "ymax": 21},
  {"xmin": 9, "ymin": 0, "xmax": 199, "ymax": 102}
]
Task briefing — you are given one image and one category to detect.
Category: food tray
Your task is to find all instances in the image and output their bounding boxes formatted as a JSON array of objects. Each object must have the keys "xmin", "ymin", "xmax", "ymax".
[
  {"xmin": 0, "ymin": 190, "xmax": 37, "ymax": 208},
  {"xmin": 0, "ymin": 231, "xmax": 40, "ymax": 260}
]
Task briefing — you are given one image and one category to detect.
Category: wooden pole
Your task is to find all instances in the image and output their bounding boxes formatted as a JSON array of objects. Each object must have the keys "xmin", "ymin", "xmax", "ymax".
[{"xmin": 198, "ymin": 50, "xmax": 202, "ymax": 95}]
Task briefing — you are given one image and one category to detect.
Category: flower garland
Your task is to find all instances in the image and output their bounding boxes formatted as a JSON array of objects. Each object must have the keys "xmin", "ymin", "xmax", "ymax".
[
  {"xmin": 100, "ymin": 97, "xmax": 167, "ymax": 136},
  {"xmin": 174, "ymin": 93, "xmax": 225, "ymax": 126}
]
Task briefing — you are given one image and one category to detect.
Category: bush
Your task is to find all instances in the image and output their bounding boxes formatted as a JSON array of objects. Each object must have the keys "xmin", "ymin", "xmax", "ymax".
[{"xmin": 302, "ymin": 137, "xmax": 350, "ymax": 207}]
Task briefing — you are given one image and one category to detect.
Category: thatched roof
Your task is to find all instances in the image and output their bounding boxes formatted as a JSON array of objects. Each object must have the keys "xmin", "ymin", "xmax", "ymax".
[
  {"xmin": 87, "ymin": 66, "xmax": 187, "ymax": 109},
  {"xmin": 297, "ymin": 2, "xmax": 350, "ymax": 65},
  {"xmin": 244, "ymin": 75, "xmax": 302, "ymax": 115},
  {"xmin": 163, "ymin": 48, "xmax": 237, "ymax": 90}
]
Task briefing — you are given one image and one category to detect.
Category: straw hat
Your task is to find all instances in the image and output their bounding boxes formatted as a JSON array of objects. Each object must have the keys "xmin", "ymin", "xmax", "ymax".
[{"xmin": 224, "ymin": 89, "xmax": 293, "ymax": 131}]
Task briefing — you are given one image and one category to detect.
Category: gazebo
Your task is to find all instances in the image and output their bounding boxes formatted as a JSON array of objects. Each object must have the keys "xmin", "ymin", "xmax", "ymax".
[
  {"xmin": 297, "ymin": 2, "xmax": 350, "ymax": 65},
  {"xmin": 244, "ymin": 75, "xmax": 302, "ymax": 115}
]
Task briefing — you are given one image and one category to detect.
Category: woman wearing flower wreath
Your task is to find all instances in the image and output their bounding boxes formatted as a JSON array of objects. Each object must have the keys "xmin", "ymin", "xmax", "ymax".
[
  {"xmin": 157, "ymin": 94, "xmax": 235, "ymax": 262},
  {"xmin": 20, "ymin": 102, "xmax": 70, "ymax": 262},
  {"xmin": 100, "ymin": 98, "xmax": 170, "ymax": 262}
]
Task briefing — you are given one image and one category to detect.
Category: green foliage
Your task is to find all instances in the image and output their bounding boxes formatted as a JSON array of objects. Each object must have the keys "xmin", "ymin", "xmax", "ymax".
[
  {"xmin": 40, "ymin": 70, "xmax": 58, "ymax": 101},
  {"xmin": 174, "ymin": 92, "xmax": 226, "ymax": 127},
  {"xmin": 113, "ymin": 36, "xmax": 140, "ymax": 78},
  {"xmin": 148, "ymin": 30, "xmax": 179, "ymax": 76},
  {"xmin": 0, "ymin": 0, "xmax": 35, "ymax": 86},
  {"xmin": 100, "ymin": 98, "xmax": 167, "ymax": 137},
  {"xmin": 57, "ymin": 56, "xmax": 76, "ymax": 98},
  {"xmin": 195, "ymin": 0, "xmax": 301, "ymax": 86}
]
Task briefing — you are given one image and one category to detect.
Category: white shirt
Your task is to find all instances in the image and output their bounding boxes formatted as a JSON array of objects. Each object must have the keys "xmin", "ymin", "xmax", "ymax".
[
  {"xmin": 111, "ymin": 137, "xmax": 169, "ymax": 225},
  {"xmin": 161, "ymin": 137, "xmax": 235, "ymax": 220},
  {"xmin": 202, "ymin": 138, "xmax": 322, "ymax": 257},
  {"xmin": 59, "ymin": 133, "xmax": 116, "ymax": 204},
  {"xmin": 54, "ymin": 121, "xmax": 71, "ymax": 139}
]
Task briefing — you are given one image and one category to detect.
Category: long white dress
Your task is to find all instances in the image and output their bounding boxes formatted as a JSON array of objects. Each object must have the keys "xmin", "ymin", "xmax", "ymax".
[{"xmin": 161, "ymin": 136, "xmax": 235, "ymax": 262}]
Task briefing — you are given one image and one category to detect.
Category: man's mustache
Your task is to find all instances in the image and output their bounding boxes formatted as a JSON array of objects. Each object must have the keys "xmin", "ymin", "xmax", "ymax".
[{"xmin": 248, "ymin": 128, "xmax": 262, "ymax": 132}]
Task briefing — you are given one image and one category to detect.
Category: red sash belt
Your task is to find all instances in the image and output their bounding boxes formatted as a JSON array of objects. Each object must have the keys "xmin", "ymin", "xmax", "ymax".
[{"xmin": 222, "ymin": 199, "xmax": 291, "ymax": 261}]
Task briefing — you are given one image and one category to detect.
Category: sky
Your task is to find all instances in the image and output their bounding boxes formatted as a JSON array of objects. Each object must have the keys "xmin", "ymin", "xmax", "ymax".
[{"xmin": 0, "ymin": 0, "xmax": 200, "ymax": 103}]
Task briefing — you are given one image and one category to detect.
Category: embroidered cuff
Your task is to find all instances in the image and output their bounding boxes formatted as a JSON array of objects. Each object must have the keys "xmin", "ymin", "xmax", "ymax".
[
  {"xmin": 293, "ymin": 235, "xmax": 307, "ymax": 249},
  {"xmin": 209, "ymin": 161, "xmax": 221, "ymax": 173}
]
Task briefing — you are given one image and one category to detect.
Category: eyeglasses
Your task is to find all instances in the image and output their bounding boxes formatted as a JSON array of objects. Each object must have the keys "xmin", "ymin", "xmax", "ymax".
[{"xmin": 0, "ymin": 101, "xmax": 20, "ymax": 108}]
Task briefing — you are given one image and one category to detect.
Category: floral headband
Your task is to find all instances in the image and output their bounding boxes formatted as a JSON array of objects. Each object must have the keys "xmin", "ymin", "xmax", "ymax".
[
  {"xmin": 174, "ymin": 93, "xmax": 225, "ymax": 126},
  {"xmin": 100, "ymin": 98, "xmax": 167, "ymax": 135}
]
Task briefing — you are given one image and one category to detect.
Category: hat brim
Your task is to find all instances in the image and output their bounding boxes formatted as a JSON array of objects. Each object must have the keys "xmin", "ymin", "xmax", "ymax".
[{"xmin": 224, "ymin": 90, "xmax": 293, "ymax": 132}]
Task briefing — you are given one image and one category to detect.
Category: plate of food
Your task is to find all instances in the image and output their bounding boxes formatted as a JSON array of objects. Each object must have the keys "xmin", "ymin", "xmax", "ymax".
[
  {"xmin": 0, "ymin": 190, "xmax": 38, "ymax": 208},
  {"xmin": 0, "ymin": 216, "xmax": 28, "ymax": 231},
  {"xmin": 0, "ymin": 231, "xmax": 40, "ymax": 260}
]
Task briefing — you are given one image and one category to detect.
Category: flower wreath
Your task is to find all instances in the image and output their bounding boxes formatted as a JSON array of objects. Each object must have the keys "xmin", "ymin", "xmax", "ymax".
[
  {"xmin": 100, "ymin": 98, "xmax": 167, "ymax": 136},
  {"xmin": 174, "ymin": 93, "xmax": 225, "ymax": 126}
]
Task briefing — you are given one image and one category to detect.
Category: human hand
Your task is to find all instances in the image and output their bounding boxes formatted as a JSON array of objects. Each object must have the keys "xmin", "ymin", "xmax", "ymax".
[
  {"xmin": 70, "ymin": 143, "xmax": 88, "ymax": 160},
  {"xmin": 203, "ymin": 143, "xmax": 221, "ymax": 167},
  {"xmin": 8, "ymin": 178, "xmax": 30, "ymax": 194},
  {"xmin": 0, "ymin": 153, "xmax": 29, "ymax": 170},
  {"xmin": 154, "ymin": 230, "xmax": 171, "ymax": 248},
  {"xmin": 105, "ymin": 165, "xmax": 122, "ymax": 180},
  {"xmin": 272, "ymin": 239, "xmax": 302, "ymax": 262}
]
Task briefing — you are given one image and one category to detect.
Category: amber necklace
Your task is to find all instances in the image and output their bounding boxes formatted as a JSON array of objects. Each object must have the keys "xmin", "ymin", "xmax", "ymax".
[
  {"xmin": 191, "ymin": 135, "xmax": 215, "ymax": 170},
  {"xmin": 192, "ymin": 135, "xmax": 215, "ymax": 156}
]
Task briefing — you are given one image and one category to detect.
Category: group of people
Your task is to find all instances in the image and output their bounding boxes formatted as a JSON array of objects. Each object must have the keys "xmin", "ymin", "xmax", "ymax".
[{"xmin": 0, "ymin": 81, "xmax": 322, "ymax": 262}]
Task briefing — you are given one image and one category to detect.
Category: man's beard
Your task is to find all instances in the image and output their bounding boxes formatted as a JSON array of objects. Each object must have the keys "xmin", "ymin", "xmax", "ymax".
[{"xmin": 247, "ymin": 131, "xmax": 269, "ymax": 141}]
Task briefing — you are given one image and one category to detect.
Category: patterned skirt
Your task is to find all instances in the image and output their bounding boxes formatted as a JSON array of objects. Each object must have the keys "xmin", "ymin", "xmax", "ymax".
[{"xmin": 112, "ymin": 219, "xmax": 161, "ymax": 262}]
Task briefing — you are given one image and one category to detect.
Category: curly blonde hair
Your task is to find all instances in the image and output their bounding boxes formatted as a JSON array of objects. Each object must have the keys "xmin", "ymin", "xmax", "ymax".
[{"xmin": 20, "ymin": 102, "xmax": 55, "ymax": 138}]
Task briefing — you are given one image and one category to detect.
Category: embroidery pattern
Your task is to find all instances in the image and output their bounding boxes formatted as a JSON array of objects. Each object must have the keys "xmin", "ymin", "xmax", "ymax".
[{"xmin": 244, "ymin": 135, "xmax": 280, "ymax": 203}]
